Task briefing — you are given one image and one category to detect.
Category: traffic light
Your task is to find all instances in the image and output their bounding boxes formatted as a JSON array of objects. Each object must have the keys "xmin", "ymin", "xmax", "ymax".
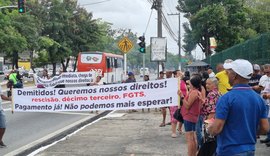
[
  {"xmin": 138, "ymin": 36, "xmax": 146, "ymax": 53},
  {"xmin": 18, "ymin": 0, "xmax": 26, "ymax": 13}
]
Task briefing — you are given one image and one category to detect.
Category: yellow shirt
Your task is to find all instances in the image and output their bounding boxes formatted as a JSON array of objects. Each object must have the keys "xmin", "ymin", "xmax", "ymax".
[{"xmin": 215, "ymin": 70, "xmax": 232, "ymax": 95}]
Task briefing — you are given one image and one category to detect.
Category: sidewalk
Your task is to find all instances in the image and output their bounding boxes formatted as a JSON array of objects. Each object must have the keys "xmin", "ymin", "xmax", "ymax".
[{"xmin": 33, "ymin": 110, "xmax": 270, "ymax": 156}]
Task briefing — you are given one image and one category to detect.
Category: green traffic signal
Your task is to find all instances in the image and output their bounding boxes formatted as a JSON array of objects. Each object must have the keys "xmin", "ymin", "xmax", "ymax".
[
  {"xmin": 138, "ymin": 35, "xmax": 146, "ymax": 53},
  {"xmin": 18, "ymin": 0, "xmax": 26, "ymax": 13},
  {"xmin": 139, "ymin": 47, "xmax": 145, "ymax": 53},
  {"xmin": 19, "ymin": 8, "xmax": 24, "ymax": 13}
]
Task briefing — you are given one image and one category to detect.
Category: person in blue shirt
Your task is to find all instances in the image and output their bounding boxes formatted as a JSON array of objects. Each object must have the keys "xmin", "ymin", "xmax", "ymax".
[{"xmin": 208, "ymin": 59, "xmax": 269, "ymax": 156}]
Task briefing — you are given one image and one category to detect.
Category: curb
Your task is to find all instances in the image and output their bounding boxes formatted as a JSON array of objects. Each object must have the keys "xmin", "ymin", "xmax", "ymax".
[{"xmin": 5, "ymin": 110, "xmax": 112, "ymax": 156}]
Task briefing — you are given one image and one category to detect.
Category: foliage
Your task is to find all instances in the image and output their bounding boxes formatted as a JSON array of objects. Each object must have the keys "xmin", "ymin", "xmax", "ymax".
[{"xmin": 177, "ymin": 0, "xmax": 270, "ymax": 57}]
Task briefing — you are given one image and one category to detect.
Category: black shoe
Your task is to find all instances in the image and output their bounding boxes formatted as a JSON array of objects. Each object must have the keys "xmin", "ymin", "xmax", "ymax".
[
  {"xmin": 266, "ymin": 142, "xmax": 270, "ymax": 147},
  {"xmin": 260, "ymin": 138, "xmax": 270, "ymax": 143},
  {"xmin": 0, "ymin": 142, "xmax": 7, "ymax": 148}
]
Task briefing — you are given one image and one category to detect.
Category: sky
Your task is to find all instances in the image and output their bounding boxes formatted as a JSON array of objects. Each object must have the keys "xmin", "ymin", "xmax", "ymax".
[{"xmin": 77, "ymin": 0, "xmax": 204, "ymax": 60}]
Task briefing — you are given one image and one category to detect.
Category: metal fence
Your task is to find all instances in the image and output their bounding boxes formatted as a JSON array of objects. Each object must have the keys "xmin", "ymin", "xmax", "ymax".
[{"xmin": 204, "ymin": 33, "xmax": 270, "ymax": 68}]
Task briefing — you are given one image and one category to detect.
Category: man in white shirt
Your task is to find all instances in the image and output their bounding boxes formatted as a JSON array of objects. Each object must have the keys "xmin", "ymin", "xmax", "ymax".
[
  {"xmin": 259, "ymin": 64, "xmax": 270, "ymax": 145},
  {"xmin": 207, "ymin": 67, "xmax": 215, "ymax": 78}
]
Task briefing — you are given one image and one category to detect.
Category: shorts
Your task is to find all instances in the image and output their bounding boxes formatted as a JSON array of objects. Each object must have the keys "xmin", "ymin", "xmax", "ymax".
[
  {"xmin": 184, "ymin": 120, "xmax": 196, "ymax": 132},
  {"xmin": 0, "ymin": 110, "xmax": 6, "ymax": 128}
]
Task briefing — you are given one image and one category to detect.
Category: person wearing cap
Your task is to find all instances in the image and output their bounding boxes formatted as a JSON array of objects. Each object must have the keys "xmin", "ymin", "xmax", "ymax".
[
  {"xmin": 208, "ymin": 59, "xmax": 269, "ymax": 156},
  {"xmin": 125, "ymin": 72, "xmax": 136, "ymax": 83},
  {"xmin": 248, "ymin": 64, "xmax": 262, "ymax": 94},
  {"xmin": 215, "ymin": 59, "xmax": 232, "ymax": 95},
  {"xmin": 124, "ymin": 72, "xmax": 137, "ymax": 112},
  {"xmin": 258, "ymin": 64, "xmax": 270, "ymax": 145}
]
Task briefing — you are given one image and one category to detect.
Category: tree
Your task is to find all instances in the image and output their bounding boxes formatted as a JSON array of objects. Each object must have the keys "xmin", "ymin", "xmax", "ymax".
[{"xmin": 177, "ymin": 0, "xmax": 254, "ymax": 56}]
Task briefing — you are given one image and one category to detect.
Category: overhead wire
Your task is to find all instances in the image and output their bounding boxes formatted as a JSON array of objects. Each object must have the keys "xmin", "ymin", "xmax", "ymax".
[
  {"xmin": 146, "ymin": 0, "xmax": 178, "ymax": 42},
  {"xmin": 144, "ymin": 9, "xmax": 154, "ymax": 35},
  {"xmin": 80, "ymin": 0, "xmax": 111, "ymax": 6}
]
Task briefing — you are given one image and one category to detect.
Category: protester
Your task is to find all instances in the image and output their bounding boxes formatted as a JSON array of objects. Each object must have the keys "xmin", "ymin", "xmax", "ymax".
[
  {"xmin": 198, "ymin": 77, "xmax": 220, "ymax": 156},
  {"xmin": 124, "ymin": 72, "xmax": 137, "ymax": 112},
  {"xmin": 88, "ymin": 76, "xmax": 103, "ymax": 114},
  {"xmin": 261, "ymin": 84, "xmax": 270, "ymax": 147},
  {"xmin": 207, "ymin": 67, "xmax": 215, "ymax": 78},
  {"xmin": 175, "ymin": 70, "xmax": 188, "ymax": 135},
  {"xmin": 208, "ymin": 59, "xmax": 269, "ymax": 155},
  {"xmin": 248, "ymin": 64, "xmax": 262, "ymax": 94},
  {"xmin": 178, "ymin": 74, "xmax": 203, "ymax": 156},
  {"xmin": 169, "ymin": 70, "xmax": 186, "ymax": 138},
  {"xmin": 196, "ymin": 73, "xmax": 207, "ymax": 149},
  {"xmin": 201, "ymin": 77, "xmax": 220, "ymax": 120},
  {"xmin": 215, "ymin": 59, "xmax": 232, "ymax": 95},
  {"xmin": 159, "ymin": 71, "xmax": 172, "ymax": 127},
  {"xmin": 42, "ymin": 68, "xmax": 50, "ymax": 79},
  {"xmin": 142, "ymin": 75, "xmax": 150, "ymax": 113},
  {"xmin": 8, "ymin": 70, "xmax": 23, "ymax": 88},
  {"xmin": 259, "ymin": 64, "xmax": 270, "ymax": 145},
  {"xmin": 183, "ymin": 71, "xmax": 190, "ymax": 84},
  {"xmin": 55, "ymin": 69, "xmax": 65, "ymax": 88},
  {"xmin": 0, "ymin": 85, "xmax": 12, "ymax": 148},
  {"xmin": 37, "ymin": 68, "xmax": 50, "ymax": 88},
  {"xmin": 158, "ymin": 71, "xmax": 165, "ymax": 80},
  {"xmin": 156, "ymin": 71, "xmax": 165, "ymax": 112},
  {"xmin": 125, "ymin": 72, "xmax": 136, "ymax": 83}
]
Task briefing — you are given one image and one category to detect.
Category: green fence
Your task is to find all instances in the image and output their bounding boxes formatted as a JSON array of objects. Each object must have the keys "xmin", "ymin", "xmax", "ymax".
[{"xmin": 204, "ymin": 33, "xmax": 270, "ymax": 68}]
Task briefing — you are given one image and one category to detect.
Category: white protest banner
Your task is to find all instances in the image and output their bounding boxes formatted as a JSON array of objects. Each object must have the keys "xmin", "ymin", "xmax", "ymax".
[
  {"xmin": 12, "ymin": 78, "xmax": 178, "ymax": 112},
  {"xmin": 34, "ymin": 71, "xmax": 96, "ymax": 88}
]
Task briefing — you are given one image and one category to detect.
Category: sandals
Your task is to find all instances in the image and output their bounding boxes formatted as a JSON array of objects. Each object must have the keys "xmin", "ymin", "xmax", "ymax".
[
  {"xmin": 177, "ymin": 129, "xmax": 185, "ymax": 135},
  {"xmin": 171, "ymin": 133, "xmax": 177, "ymax": 138},
  {"xmin": 159, "ymin": 123, "xmax": 166, "ymax": 127}
]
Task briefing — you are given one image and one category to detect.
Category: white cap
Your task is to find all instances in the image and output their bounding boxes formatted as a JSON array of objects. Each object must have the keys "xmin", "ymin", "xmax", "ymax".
[
  {"xmin": 223, "ymin": 59, "xmax": 233, "ymax": 69},
  {"xmin": 253, "ymin": 64, "xmax": 260, "ymax": 71},
  {"xmin": 224, "ymin": 59, "xmax": 253, "ymax": 79}
]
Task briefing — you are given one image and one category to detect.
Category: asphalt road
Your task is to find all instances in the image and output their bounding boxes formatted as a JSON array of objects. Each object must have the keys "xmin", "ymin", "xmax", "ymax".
[{"xmin": 0, "ymin": 101, "xmax": 96, "ymax": 156}]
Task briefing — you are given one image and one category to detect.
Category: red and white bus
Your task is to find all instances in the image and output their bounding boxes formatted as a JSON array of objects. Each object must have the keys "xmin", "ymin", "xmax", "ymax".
[{"xmin": 77, "ymin": 52, "xmax": 124, "ymax": 84}]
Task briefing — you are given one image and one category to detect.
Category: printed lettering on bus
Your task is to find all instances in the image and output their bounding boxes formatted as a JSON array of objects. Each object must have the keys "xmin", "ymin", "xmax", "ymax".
[{"xmin": 77, "ymin": 52, "xmax": 124, "ymax": 84}]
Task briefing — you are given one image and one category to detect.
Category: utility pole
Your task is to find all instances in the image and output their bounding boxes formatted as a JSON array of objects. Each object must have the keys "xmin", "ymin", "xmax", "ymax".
[
  {"xmin": 168, "ymin": 13, "xmax": 181, "ymax": 70},
  {"xmin": 152, "ymin": 0, "xmax": 163, "ymax": 78}
]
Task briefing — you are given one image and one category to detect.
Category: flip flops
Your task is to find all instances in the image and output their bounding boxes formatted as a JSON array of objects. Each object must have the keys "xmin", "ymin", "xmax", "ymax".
[{"xmin": 159, "ymin": 123, "xmax": 166, "ymax": 127}]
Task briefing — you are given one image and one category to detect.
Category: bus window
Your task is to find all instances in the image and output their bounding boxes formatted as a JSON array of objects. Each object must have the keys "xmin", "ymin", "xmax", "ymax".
[
  {"xmin": 114, "ymin": 58, "xmax": 118, "ymax": 68},
  {"xmin": 110, "ymin": 58, "xmax": 114, "ymax": 68},
  {"xmin": 106, "ymin": 57, "xmax": 111, "ymax": 68},
  {"xmin": 117, "ymin": 58, "xmax": 123, "ymax": 68}
]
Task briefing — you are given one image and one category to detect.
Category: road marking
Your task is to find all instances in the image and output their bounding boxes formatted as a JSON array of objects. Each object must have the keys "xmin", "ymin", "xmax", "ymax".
[
  {"xmin": 104, "ymin": 113, "xmax": 126, "ymax": 118},
  {"xmin": 45, "ymin": 111, "xmax": 92, "ymax": 116},
  {"xmin": 3, "ymin": 108, "xmax": 11, "ymax": 111},
  {"xmin": 3, "ymin": 109, "xmax": 92, "ymax": 116},
  {"xmin": 14, "ymin": 110, "xmax": 115, "ymax": 156}
]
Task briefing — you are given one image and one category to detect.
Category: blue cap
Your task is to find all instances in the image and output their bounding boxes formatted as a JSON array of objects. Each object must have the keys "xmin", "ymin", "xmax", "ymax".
[{"xmin": 128, "ymin": 72, "xmax": 134, "ymax": 76}]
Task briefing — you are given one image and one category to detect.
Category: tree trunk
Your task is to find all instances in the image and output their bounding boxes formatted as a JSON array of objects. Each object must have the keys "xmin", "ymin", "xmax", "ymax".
[
  {"xmin": 52, "ymin": 62, "xmax": 56, "ymax": 76},
  {"xmin": 12, "ymin": 51, "xmax": 19, "ymax": 69},
  {"xmin": 73, "ymin": 56, "xmax": 78, "ymax": 72}
]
